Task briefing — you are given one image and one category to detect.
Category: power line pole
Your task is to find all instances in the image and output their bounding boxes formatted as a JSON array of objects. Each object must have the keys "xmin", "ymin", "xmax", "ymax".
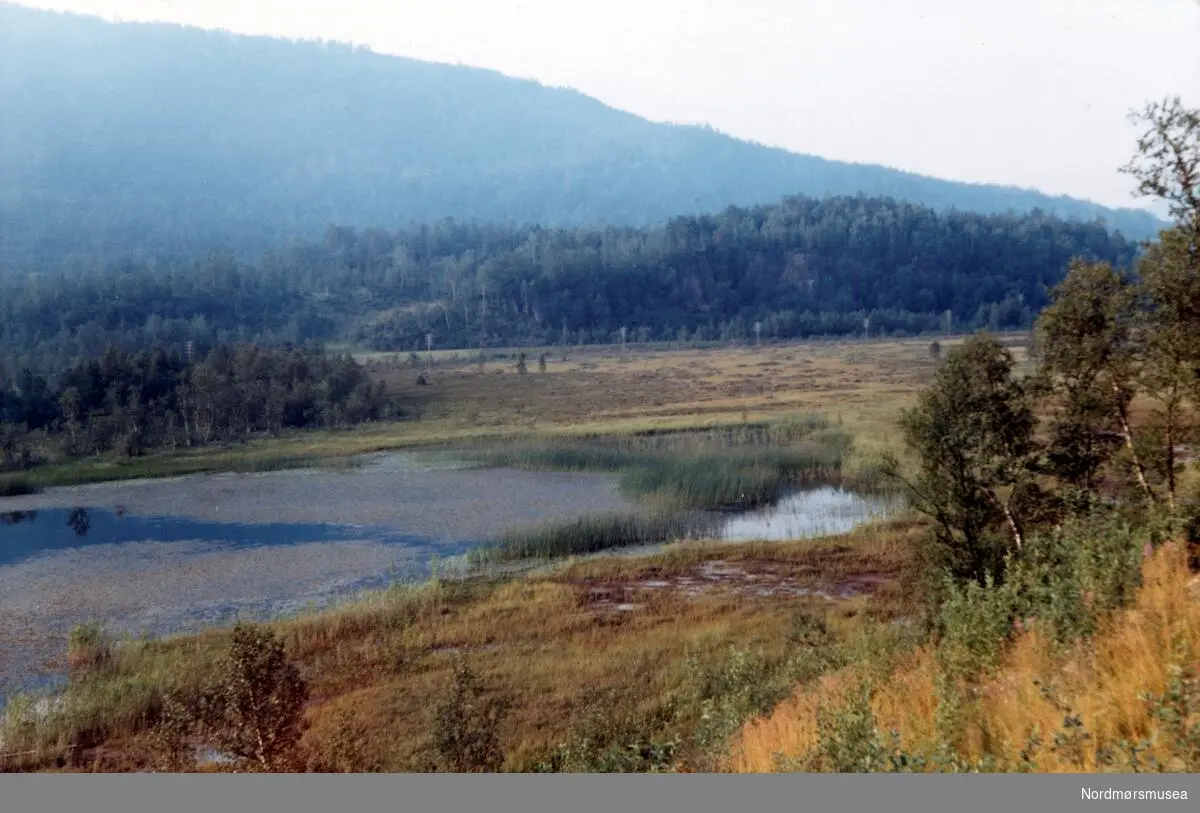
[{"xmin": 426, "ymin": 333, "xmax": 433, "ymax": 373}]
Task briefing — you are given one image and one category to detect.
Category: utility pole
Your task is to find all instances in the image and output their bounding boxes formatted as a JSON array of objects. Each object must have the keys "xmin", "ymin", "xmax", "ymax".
[
  {"xmin": 944, "ymin": 309, "xmax": 953, "ymax": 337},
  {"xmin": 426, "ymin": 333, "xmax": 433, "ymax": 373},
  {"xmin": 754, "ymin": 320, "xmax": 762, "ymax": 349},
  {"xmin": 620, "ymin": 326, "xmax": 627, "ymax": 356},
  {"xmin": 863, "ymin": 315, "xmax": 871, "ymax": 344}
]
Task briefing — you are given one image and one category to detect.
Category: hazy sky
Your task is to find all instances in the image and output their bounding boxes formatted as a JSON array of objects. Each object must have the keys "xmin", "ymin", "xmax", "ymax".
[{"xmin": 16, "ymin": 0, "xmax": 1200, "ymax": 211}]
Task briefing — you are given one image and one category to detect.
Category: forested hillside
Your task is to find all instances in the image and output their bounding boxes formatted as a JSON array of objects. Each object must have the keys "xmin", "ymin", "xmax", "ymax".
[
  {"xmin": 0, "ymin": 194, "xmax": 1139, "ymax": 377},
  {"xmin": 0, "ymin": 3, "xmax": 1165, "ymax": 268}
]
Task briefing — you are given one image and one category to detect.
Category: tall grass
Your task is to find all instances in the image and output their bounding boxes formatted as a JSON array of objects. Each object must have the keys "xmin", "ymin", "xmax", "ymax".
[
  {"xmin": 469, "ymin": 513, "xmax": 715, "ymax": 565},
  {"xmin": 732, "ymin": 541, "xmax": 1200, "ymax": 773},
  {"xmin": 0, "ymin": 626, "xmax": 198, "ymax": 771},
  {"xmin": 620, "ymin": 447, "xmax": 845, "ymax": 510},
  {"xmin": 465, "ymin": 416, "xmax": 858, "ymax": 511}
]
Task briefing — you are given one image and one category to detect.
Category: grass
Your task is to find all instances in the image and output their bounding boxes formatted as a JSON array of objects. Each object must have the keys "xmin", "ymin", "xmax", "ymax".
[
  {"xmin": 469, "ymin": 512, "xmax": 715, "ymax": 565},
  {"xmin": 731, "ymin": 541, "xmax": 1200, "ymax": 773},
  {"xmin": 619, "ymin": 447, "xmax": 845, "ymax": 510},
  {"xmin": 12, "ymin": 334, "xmax": 954, "ymax": 490},
  {"xmin": 461, "ymin": 418, "xmax": 861, "ymax": 512},
  {"xmin": 10, "ymin": 329, "xmax": 1198, "ymax": 774},
  {"xmin": 0, "ymin": 334, "xmax": 1062, "ymax": 773},
  {"xmin": 0, "ymin": 520, "xmax": 919, "ymax": 773},
  {"xmin": 457, "ymin": 416, "xmax": 872, "ymax": 565}
]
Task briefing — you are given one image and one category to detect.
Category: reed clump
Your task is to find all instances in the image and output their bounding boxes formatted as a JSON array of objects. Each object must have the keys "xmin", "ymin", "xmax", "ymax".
[{"xmin": 470, "ymin": 512, "xmax": 712, "ymax": 564}]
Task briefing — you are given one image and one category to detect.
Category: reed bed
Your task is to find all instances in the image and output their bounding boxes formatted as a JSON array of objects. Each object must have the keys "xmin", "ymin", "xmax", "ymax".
[
  {"xmin": 464, "ymin": 417, "xmax": 856, "ymax": 511},
  {"xmin": 469, "ymin": 512, "xmax": 716, "ymax": 565}
]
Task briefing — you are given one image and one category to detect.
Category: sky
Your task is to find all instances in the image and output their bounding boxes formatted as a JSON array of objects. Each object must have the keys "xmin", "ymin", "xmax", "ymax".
[{"xmin": 15, "ymin": 0, "xmax": 1200, "ymax": 212}]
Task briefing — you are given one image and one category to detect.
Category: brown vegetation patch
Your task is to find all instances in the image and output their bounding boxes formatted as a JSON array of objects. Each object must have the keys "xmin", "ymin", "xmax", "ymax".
[{"xmin": 566, "ymin": 558, "xmax": 894, "ymax": 612}]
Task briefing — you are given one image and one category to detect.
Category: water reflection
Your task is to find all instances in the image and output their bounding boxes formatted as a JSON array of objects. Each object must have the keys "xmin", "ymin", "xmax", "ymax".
[
  {"xmin": 1, "ymin": 509, "xmax": 37, "ymax": 525},
  {"xmin": 719, "ymin": 487, "xmax": 903, "ymax": 542},
  {"xmin": 0, "ymin": 506, "xmax": 470, "ymax": 570},
  {"xmin": 67, "ymin": 507, "xmax": 91, "ymax": 537}
]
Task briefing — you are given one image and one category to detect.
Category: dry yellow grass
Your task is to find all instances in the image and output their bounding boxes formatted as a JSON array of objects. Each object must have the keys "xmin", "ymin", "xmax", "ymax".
[{"xmin": 732, "ymin": 542, "xmax": 1200, "ymax": 773}]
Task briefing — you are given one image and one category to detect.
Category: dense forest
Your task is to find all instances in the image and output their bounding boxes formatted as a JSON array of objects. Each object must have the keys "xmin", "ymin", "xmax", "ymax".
[
  {"xmin": 0, "ymin": 3, "xmax": 1165, "ymax": 268},
  {"xmin": 0, "ymin": 343, "xmax": 391, "ymax": 470},
  {"xmin": 0, "ymin": 194, "xmax": 1142, "ymax": 377}
]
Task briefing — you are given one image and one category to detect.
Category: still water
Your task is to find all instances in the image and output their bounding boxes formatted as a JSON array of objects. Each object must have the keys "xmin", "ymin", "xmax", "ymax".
[{"xmin": 719, "ymin": 486, "xmax": 902, "ymax": 542}]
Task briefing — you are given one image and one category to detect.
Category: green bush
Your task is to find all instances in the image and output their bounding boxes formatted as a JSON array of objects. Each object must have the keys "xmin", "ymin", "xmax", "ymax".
[
  {"xmin": 188, "ymin": 622, "xmax": 309, "ymax": 771},
  {"xmin": 936, "ymin": 575, "xmax": 1018, "ymax": 681},
  {"xmin": 423, "ymin": 660, "xmax": 509, "ymax": 772},
  {"xmin": 530, "ymin": 688, "xmax": 679, "ymax": 773}
]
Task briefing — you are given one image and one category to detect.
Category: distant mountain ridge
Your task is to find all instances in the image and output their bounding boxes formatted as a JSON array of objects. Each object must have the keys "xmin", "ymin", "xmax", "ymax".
[{"xmin": 0, "ymin": 3, "xmax": 1167, "ymax": 269}]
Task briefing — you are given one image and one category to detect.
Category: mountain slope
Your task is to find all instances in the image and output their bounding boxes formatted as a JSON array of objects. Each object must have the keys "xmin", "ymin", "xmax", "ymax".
[{"xmin": 0, "ymin": 3, "xmax": 1166, "ymax": 268}]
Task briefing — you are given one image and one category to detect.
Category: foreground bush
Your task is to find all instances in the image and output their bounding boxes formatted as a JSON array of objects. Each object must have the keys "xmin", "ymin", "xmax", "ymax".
[{"xmin": 733, "ymin": 541, "xmax": 1200, "ymax": 772}]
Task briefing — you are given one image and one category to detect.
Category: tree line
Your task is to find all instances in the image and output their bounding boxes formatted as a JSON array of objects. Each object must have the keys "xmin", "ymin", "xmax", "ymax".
[
  {"xmin": 0, "ymin": 343, "xmax": 390, "ymax": 469},
  {"xmin": 1, "ymin": 193, "xmax": 1140, "ymax": 380}
]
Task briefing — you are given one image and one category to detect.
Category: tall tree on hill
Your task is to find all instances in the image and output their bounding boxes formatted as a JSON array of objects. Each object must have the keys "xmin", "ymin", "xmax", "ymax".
[
  {"xmin": 1123, "ymin": 96, "xmax": 1200, "ymax": 513},
  {"xmin": 884, "ymin": 333, "xmax": 1045, "ymax": 586},
  {"xmin": 1123, "ymin": 96, "xmax": 1200, "ymax": 241},
  {"xmin": 1034, "ymin": 261, "xmax": 1144, "ymax": 498}
]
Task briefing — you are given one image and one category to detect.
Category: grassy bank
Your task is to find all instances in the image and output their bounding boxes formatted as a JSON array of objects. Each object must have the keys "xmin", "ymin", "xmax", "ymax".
[
  {"xmin": 0, "ymin": 521, "xmax": 920, "ymax": 773},
  {"xmin": 6, "ymin": 414, "xmax": 856, "ymax": 492},
  {"xmin": 6, "ymin": 335, "xmax": 943, "ymax": 490}
]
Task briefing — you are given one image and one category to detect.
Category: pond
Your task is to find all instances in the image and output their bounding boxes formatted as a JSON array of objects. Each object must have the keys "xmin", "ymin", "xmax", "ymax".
[{"xmin": 0, "ymin": 453, "xmax": 899, "ymax": 702}]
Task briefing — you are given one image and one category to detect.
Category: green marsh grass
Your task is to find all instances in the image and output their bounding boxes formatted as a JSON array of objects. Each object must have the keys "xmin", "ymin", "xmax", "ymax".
[
  {"xmin": 464, "ymin": 416, "xmax": 857, "ymax": 511},
  {"xmin": 469, "ymin": 513, "xmax": 715, "ymax": 565}
]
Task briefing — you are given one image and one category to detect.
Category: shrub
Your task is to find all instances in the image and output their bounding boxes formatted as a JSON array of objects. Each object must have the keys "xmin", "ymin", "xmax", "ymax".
[
  {"xmin": 189, "ymin": 623, "xmax": 309, "ymax": 771},
  {"xmin": 423, "ymin": 659, "xmax": 509, "ymax": 772},
  {"xmin": 531, "ymin": 689, "xmax": 679, "ymax": 773},
  {"xmin": 936, "ymin": 575, "xmax": 1019, "ymax": 681}
]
